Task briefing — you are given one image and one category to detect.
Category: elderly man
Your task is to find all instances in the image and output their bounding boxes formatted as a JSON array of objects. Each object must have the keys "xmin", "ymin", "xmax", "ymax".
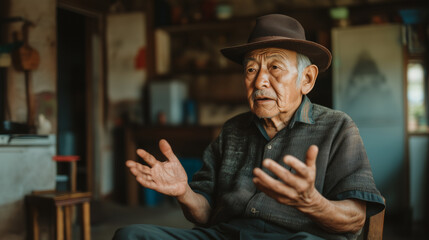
[{"xmin": 114, "ymin": 14, "xmax": 385, "ymax": 240}]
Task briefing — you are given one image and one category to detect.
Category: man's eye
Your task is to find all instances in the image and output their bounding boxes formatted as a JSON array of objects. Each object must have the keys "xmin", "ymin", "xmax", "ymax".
[
  {"xmin": 272, "ymin": 65, "xmax": 279, "ymax": 70},
  {"xmin": 247, "ymin": 68, "xmax": 256, "ymax": 73}
]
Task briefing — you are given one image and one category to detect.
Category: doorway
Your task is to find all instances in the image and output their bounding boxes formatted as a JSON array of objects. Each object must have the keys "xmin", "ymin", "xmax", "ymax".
[
  {"xmin": 57, "ymin": 8, "xmax": 87, "ymax": 191},
  {"xmin": 56, "ymin": 6, "xmax": 104, "ymax": 195}
]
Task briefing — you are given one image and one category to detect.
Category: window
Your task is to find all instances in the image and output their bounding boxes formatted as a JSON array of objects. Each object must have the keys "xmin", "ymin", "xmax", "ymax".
[{"xmin": 407, "ymin": 61, "xmax": 427, "ymax": 132}]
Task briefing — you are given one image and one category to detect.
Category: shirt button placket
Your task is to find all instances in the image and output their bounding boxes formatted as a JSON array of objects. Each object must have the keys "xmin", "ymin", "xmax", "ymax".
[{"xmin": 251, "ymin": 207, "xmax": 259, "ymax": 215}]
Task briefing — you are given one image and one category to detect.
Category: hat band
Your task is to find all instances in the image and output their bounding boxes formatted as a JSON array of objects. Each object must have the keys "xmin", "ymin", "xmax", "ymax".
[{"xmin": 249, "ymin": 36, "xmax": 303, "ymax": 43}]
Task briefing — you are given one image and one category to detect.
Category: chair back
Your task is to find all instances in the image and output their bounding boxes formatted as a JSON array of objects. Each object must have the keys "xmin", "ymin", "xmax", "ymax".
[
  {"xmin": 364, "ymin": 208, "xmax": 385, "ymax": 240},
  {"xmin": 363, "ymin": 198, "xmax": 386, "ymax": 240}
]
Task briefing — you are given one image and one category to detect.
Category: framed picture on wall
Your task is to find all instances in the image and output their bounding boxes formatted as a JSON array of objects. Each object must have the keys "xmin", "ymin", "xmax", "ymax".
[{"xmin": 332, "ymin": 24, "xmax": 404, "ymax": 127}]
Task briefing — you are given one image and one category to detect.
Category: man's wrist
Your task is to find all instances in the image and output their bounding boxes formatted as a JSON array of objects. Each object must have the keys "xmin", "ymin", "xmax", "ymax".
[
  {"xmin": 298, "ymin": 189, "xmax": 327, "ymax": 215},
  {"xmin": 176, "ymin": 184, "xmax": 192, "ymax": 203}
]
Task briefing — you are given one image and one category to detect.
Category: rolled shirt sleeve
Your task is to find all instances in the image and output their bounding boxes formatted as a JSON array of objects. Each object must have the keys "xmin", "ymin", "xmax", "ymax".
[{"xmin": 323, "ymin": 115, "xmax": 385, "ymax": 216}]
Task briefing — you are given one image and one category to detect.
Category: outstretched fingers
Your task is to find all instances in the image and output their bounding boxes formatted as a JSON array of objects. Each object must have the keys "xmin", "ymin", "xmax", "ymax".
[
  {"xmin": 263, "ymin": 159, "xmax": 302, "ymax": 186},
  {"xmin": 253, "ymin": 167, "xmax": 295, "ymax": 197},
  {"xmin": 126, "ymin": 160, "xmax": 150, "ymax": 177},
  {"xmin": 136, "ymin": 175, "xmax": 157, "ymax": 189},
  {"xmin": 159, "ymin": 139, "xmax": 179, "ymax": 162},
  {"xmin": 282, "ymin": 145, "xmax": 318, "ymax": 178},
  {"xmin": 305, "ymin": 145, "xmax": 318, "ymax": 168},
  {"xmin": 136, "ymin": 148, "xmax": 158, "ymax": 167},
  {"xmin": 126, "ymin": 160, "xmax": 157, "ymax": 187}
]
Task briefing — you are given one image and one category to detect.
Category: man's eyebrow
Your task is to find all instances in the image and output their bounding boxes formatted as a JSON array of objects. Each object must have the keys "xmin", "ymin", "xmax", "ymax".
[
  {"xmin": 266, "ymin": 54, "xmax": 288, "ymax": 61},
  {"xmin": 243, "ymin": 52, "xmax": 289, "ymax": 65}
]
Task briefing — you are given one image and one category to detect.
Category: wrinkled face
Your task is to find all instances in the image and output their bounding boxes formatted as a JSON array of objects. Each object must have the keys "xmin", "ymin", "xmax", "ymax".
[{"xmin": 244, "ymin": 48, "xmax": 303, "ymax": 119}]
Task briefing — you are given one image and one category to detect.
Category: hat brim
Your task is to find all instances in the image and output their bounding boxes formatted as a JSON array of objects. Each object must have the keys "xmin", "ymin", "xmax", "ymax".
[{"xmin": 220, "ymin": 38, "xmax": 332, "ymax": 72}]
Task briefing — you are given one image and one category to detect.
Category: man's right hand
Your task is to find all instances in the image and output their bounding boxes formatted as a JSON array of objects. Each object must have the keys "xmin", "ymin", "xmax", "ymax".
[
  {"xmin": 126, "ymin": 139, "xmax": 211, "ymax": 225},
  {"xmin": 126, "ymin": 139, "xmax": 188, "ymax": 197}
]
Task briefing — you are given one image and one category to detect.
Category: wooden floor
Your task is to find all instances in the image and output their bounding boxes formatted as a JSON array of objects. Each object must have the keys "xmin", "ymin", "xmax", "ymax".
[
  {"xmin": 88, "ymin": 200, "xmax": 427, "ymax": 240},
  {"xmin": 90, "ymin": 200, "xmax": 193, "ymax": 240}
]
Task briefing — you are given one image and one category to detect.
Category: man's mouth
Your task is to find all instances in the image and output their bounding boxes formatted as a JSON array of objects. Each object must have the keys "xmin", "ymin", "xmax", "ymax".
[
  {"xmin": 254, "ymin": 97, "xmax": 275, "ymax": 102},
  {"xmin": 252, "ymin": 89, "xmax": 277, "ymax": 103}
]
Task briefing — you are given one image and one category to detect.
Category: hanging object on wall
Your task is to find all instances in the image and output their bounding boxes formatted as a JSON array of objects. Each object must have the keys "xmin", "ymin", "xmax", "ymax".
[
  {"xmin": 12, "ymin": 21, "xmax": 40, "ymax": 132},
  {"xmin": 14, "ymin": 21, "xmax": 40, "ymax": 71},
  {"xmin": 134, "ymin": 46, "xmax": 146, "ymax": 70}
]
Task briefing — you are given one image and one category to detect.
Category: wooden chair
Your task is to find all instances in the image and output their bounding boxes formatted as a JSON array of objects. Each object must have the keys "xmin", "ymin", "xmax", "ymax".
[
  {"xmin": 361, "ymin": 199, "xmax": 386, "ymax": 240},
  {"xmin": 25, "ymin": 155, "xmax": 92, "ymax": 240}
]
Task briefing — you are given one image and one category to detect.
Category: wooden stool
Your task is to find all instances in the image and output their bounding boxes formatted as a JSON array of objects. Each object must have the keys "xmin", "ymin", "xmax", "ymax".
[
  {"xmin": 25, "ymin": 155, "xmax": 92, "ymax": 240},
  {"xmin": 26, "ymin": 191, "xmax": 91, "ymax": 240}
]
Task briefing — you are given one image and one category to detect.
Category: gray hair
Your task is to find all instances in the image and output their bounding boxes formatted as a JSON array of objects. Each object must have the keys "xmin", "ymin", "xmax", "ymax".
[{"xmin": 296, "ymin": 53, "xmax": 312, "ymax": 85}]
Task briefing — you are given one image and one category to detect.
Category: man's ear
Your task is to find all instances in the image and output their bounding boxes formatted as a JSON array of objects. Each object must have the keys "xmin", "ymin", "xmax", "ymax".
[{"xmin": 300, "ymin": 64, "xmax": 318, "ymax": 95}]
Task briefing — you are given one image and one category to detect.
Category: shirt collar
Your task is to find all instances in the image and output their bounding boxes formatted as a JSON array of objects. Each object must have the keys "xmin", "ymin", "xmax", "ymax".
[
  {"xmin": 288, "ymin": 95, "xmax": 315, "ymax": 129},
  {"xmin": 252, "ymin": 95, "xmax": 315, "ymax": 140}
]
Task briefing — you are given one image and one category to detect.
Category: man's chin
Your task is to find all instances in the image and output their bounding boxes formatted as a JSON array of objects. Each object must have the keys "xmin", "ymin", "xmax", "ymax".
[
  {"xmin": 250, "ymin": 106, "xmax": 280, "ymax": 119},
  {"xmin": 253, "ymin": 112, "xmax": 279, "ymax": 119}
]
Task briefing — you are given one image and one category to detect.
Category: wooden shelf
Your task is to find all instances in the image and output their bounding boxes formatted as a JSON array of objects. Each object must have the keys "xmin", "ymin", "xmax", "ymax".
[
  {"xmin": 157, "ymin": 17, "xmax": 255, "ymax": 33},
  {"xmin": 154, "ymin": 67, "xmax": 243, "ymax": 78}
]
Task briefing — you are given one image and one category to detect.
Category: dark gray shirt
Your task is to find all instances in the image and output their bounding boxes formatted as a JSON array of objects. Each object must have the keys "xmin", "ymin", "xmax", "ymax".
[{"xmin": 189, "ymin": 96, "xmax": 385, "ymax": 240}]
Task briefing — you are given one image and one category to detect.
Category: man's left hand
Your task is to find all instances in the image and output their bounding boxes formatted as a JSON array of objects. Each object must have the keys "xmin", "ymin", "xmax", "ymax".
[
  {"xmin": 253, "ymin": 145, "xmax": 322, "ymax": 210},
  {"xmin": 254, "ymin": 145, "xmax": 367, "ymax": 233}
]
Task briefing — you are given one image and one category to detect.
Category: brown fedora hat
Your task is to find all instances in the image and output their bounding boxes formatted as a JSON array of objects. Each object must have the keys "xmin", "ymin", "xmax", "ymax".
[{"xmin": 220, "ymin": 14, "xmax": 332, "ymax": 72}]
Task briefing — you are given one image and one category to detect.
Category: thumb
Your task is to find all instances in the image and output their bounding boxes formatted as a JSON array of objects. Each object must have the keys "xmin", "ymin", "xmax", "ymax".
[
  {"xmin": 306, "ymin": 145, "xmax": 318, "ymax": 168},
  {"xmin": 159, "ymin": 139, "xmax": 179, "ymax": 162}
]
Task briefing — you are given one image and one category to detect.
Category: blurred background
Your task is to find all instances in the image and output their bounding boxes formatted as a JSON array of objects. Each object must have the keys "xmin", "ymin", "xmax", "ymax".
[{"xmin": 0, "ymin": 0, "xmax": 428, "ymax": 239}]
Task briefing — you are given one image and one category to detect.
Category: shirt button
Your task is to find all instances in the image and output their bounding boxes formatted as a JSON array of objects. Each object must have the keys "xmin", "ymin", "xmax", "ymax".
[
  {"xmin": 267, "ymin": 145, "xmax": 272, "ymax": 150},
  {"xmin": 251, "ymin": 208, "xmax": 257, "ymax": 214}
]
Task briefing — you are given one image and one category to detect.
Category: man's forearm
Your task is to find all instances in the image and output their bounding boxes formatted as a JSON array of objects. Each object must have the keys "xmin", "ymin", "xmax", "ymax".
[
  {"xmin": 176, "ymin": 185, "xmax": 211, "ymax": 226},
  {"xmin": 298, "ymin": 192, "xmax": 366, "ymax": 233}
]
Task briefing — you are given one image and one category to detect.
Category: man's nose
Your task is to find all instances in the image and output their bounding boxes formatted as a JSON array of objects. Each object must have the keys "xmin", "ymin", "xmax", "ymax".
[{"xmin": 254, "ymin": 69, "xmax": 270, "ymax": 89}]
